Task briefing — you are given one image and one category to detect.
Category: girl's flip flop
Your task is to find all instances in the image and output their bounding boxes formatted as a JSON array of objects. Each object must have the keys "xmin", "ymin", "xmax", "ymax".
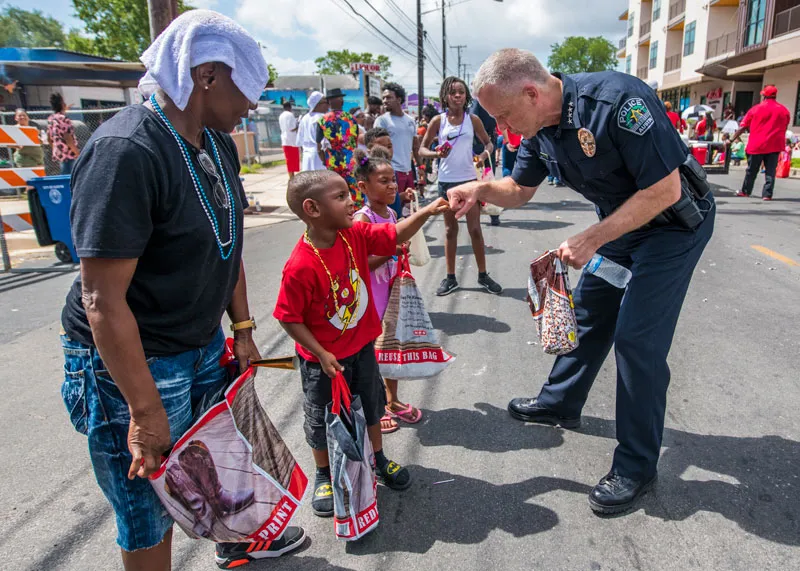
[
  {"xmin": 387, "ymin": 403, "xmax": 423, "ymax": 424},
  {"xmin": 380, "ymin": 413, "xmax": 399, "ymax": 434}
]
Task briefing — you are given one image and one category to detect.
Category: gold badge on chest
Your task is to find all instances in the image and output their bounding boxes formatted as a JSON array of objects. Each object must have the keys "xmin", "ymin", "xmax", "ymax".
[{"xmin": 578, "ymin": 128, "xmax": 596, "ymax": 158}]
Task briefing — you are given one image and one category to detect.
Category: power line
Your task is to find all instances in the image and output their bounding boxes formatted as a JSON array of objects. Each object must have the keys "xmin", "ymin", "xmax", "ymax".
[
  {"xmin": 386, "ymin": 0, "xmax": 417, "ymax": 31},
  {"xmin": 329, "ymin": 0, "xmax": 417, "ymax": 59},
  {"xmin": 359, "ymin": 0, "xmax": 417, "ymax": 48}
]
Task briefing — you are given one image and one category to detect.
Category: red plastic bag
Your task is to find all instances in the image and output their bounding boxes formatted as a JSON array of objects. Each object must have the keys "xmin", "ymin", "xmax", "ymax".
[
  {"xmin": 526, "ymin": 251, "xmax": 579, "ymax": 355},
  {"xmin": 375, "ymin": 249, "xmax": 455, "ymax": 378},
  {"xmin": 776, "ymin": 150, "xmax": 791, "ymax": 179},
  {"xmin": 149, "ymin": 343, "xmax": 307, "ymax": 544}
]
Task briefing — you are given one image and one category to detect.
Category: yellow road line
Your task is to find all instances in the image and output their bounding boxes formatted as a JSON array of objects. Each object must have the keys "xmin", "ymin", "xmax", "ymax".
[{"xmin": 751, "ymin": 245, "xmax": 799, "ymax": 267}]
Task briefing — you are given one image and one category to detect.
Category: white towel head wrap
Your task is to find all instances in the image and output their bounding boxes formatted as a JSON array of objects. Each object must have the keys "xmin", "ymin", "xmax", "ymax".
[
  {"xmin": 307, "ymin": 91, "xmax": 324, "ymax": 111},
  {"xmin": 139, "ymin": 10, "xmax": 268, "ymax": 111}
]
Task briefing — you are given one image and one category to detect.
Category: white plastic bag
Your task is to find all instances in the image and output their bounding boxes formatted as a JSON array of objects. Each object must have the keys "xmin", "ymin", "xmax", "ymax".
[
  {"xmin": 476, "ymin": 166, "xmax": 504, "ymax": 216},
  {"xmin": 375, "ymin": 251, "xmax": 455, "ymax": 378},
  {"xmin": 407, "ymin": 191, "xmax": 431, "ymax": 267}
]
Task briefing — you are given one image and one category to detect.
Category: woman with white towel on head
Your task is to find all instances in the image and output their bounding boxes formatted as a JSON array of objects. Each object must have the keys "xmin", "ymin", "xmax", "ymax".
[
  {"xmin": 58, "ymin": 10, "xmax": 305, "ymax": 570},
  {"xmin": 297, "ymin": 90, "xmax": 328, "ymax": 171}
]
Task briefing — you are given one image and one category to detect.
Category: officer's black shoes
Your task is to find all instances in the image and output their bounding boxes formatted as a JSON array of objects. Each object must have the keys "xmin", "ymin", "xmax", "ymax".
[
  {"xmin": 478, "ymin": 273, "xmax": 503, "ymax": 295},
  {"xmin": 588, "ymin": 471, "xmax": 657, "ymax": 516},
  {"xmin": 490, "ymin": 215, "xmax": 501, "ymax": 226},
  {"xmin": 507, "ymin": 398, "xmax": 581, "ymax": 428},
  {"xmin": 436, "ymin": 276, "xmax": 459, "ymax": 296}
]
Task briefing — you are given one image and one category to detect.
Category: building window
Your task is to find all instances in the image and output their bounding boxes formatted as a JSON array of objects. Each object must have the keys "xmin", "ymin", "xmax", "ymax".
[
  {"xmin": 650, "ymin": 41, "xmax": 659, "ymax": 69},
  {"xmin": 744, "ymin": 0, "xmax": 767, "ymax": 47},
  {"xmin": 653, "ymin": 0, "xmax": 662, "ymax": 21},
  {"xmin": 795, "ymin": 82, "xmax": 800, "ymax": 126},
  {"xmin": 628, "ymin": 12, "xmax": 635, "ymax": 37},
  {"xmin": 684, "ymin": 21, "xmax": 696, "ymax": 56},
  {"xmin": 626, "ymin": 55, "xmax": 632, "ymax": 74}
]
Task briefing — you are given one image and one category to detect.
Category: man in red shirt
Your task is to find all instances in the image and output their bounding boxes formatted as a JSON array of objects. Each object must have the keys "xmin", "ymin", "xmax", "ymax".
[
  {"xmin": 664, "ymin": 101, "xmax": 686, "ymax": 134},
  {"xmin": 733, "ymin": 85, "xmax": 791, "ymax": 200}
]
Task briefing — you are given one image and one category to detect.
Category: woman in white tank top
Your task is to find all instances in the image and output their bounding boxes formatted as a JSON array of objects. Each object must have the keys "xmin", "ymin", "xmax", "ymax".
[{"xmin": 419, "ymin": 77, "xmax": 503, "ymax": 297}]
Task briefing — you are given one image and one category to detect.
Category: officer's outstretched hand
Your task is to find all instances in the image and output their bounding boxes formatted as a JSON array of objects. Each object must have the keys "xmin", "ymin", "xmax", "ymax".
[
  {"xmin": 447, "ymin": 181, "xmax": 482, "ymax": 219},
  {"xmin": 557, "ymin": 231, "xmax": 599, "ymax": 269}
]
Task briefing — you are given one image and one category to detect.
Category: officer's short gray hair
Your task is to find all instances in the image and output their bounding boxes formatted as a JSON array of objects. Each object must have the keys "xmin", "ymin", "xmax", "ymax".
[{"xmin": 473, "ymin": 48, "xmax": 551, "ymax": 96}]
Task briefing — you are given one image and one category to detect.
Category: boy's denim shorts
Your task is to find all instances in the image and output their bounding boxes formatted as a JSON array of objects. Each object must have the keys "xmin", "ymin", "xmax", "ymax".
[
  {"xmin": 299, "ymin": 342, "xmax": 387, "ymax": 450},
  {"xmin": 60, "ymin": 328, "xmax": 228, "ymax": 552}
]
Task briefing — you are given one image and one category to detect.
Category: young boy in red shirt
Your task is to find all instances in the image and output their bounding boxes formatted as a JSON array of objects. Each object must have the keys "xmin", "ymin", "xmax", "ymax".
[{"xmin": 274, "ymin": 170, "xmax": 448, "ymax": 517}]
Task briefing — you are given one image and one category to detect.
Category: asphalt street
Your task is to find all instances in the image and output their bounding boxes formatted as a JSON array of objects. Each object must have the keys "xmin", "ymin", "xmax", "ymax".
[{"xmin": 1, "ymin": 172, "xmax": 799, "ymax": 570}]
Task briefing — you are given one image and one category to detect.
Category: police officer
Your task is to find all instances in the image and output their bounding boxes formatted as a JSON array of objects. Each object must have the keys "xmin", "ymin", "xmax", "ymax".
[{"xmin": 448, "ymin": 48, "xmax": 715, "ymax": 515}]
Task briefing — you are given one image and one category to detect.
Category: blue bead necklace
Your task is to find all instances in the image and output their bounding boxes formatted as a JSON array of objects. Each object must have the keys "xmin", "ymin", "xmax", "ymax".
[{"xmin": 149, "ymin": 94, "xmax": 236, "ymax": 260}]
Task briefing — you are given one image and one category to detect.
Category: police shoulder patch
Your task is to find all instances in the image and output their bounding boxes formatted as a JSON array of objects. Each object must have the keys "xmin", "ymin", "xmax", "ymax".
[{"xmin": 618, "ymin": 97, "xmax": 654, "ymax": 136}]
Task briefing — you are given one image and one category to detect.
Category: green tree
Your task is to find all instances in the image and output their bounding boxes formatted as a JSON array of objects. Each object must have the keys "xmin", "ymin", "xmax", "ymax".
[
  {"xmin": 267, "ymin": 63, "xmax": 277, "ymax": 86},
  {"xmin": 547, "ymin": 36, "xmax": 617, "ymax": 74},
  {"xmin": 71, "ymin": 0, "xmax": 192, "ymax": 61},
  {"xmin": 0, "ymin": 7, "xmax": 66, "ymax": 47},
  {"xmin": 314, "ymin": 49, "xmax": 392, "ymax": 79}
]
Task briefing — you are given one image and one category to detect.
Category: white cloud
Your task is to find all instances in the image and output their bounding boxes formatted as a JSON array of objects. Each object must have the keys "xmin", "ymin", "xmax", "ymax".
[
  {"xmin": 234, "ymin": 0, "xmax": 628, "ymax": 93},
  {"xmin": 257, "ymin": 42, "xmax": 318, "ymax": 75}
]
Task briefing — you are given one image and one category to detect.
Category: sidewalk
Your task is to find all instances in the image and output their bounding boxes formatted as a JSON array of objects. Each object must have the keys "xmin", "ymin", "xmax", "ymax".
[
  {"xmin": 240, "ymin": 164, "xmax": 296, "ymax": 229},
  {"xmin": 0, "ymin": 165, "xmax": 297, "ymax": 265}
]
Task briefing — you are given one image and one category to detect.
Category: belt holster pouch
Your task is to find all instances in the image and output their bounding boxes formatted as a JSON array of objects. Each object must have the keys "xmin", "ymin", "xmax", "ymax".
[
  {"xmin": 670, "ymin": 182, "xmax": 705, "ymax": 230},
  {"xmin": 680, "ymin": 154, "xmax": 711, "ymax": 199}
]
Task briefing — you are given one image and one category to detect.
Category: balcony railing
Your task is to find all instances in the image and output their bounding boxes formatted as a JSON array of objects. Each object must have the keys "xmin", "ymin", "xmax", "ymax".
[
  {"xmin": 637, "ymin": 66, "xmax": 649, "ymax": 79},
  {"xmin": 619, "ymin": 37, "xmax": 627, "ymax": 50},
  {"xmin": 668, "ymin": 0, "xmax": 686, "ymax": 22},
  {"xmin": 774, "ymin": 5, "xmax": 800, "ymax": 38},
  {"xmin": 706, "ymin": 31, "xmax": 737, "ymax": 59},
  {"xmin": 665, "ymin": 53, "xmax": 682, "ymax": 72},
  {"xmin": 640, "ymin": 20, "xmax": 652, "ymax": 37}
]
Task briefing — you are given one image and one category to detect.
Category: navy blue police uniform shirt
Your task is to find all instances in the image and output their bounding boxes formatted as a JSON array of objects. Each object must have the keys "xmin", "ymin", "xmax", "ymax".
[{"xmin": 512, "ymin": 71, "xmax": 688, "ymax": 218}]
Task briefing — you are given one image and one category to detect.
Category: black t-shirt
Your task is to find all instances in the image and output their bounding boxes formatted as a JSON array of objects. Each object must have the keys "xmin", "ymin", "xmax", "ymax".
[{"xmin": 61, "ymin": 105, "xmax": 247, "ymax": 356}]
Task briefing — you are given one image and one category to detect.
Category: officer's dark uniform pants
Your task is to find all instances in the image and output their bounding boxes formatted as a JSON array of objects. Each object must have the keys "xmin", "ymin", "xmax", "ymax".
[
  {"xmin": 536, "ymin": 204, "xmax": 715, "ymax": 481},
  {"xmin": 741, "ymin": 152, "xmax": 779, "ymax": 198}
]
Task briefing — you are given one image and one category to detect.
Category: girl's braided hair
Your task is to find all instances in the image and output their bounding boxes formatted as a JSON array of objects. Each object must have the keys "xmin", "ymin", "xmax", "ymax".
[
  {"xmin": 353, "ymin": 146, "xmax": 392, "ymax": 181},
  {"xmin": 439, "ymin": 76, "xmax": 472, "ymax": 111}
]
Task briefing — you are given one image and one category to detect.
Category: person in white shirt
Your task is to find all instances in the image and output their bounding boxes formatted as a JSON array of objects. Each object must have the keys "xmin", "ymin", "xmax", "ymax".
[
  {"xmin": 297, "ymin": 91, "xmax": 328, "ymax": 172},
  {"xmin": 278, "ymin": 101, "xmax": 300, "ymax": 178},
  {"xmin": 375, "ymin": 83, "xmax": 420, "ymax": 217}
]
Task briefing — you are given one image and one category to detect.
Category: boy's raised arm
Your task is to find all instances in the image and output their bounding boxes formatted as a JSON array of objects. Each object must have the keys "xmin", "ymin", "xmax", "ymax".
[{"xmin": 395, "ymin": 198, "xmax": 449, "ymax": 244}]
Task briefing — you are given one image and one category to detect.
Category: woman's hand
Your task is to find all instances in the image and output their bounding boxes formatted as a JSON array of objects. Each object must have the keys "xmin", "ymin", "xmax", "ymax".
[
  {"xmin": 127, "ymin": 403, "xmax": 171, "ymax": 479},
  {"xmin": 233, "ymin": 329, "xmax": 261, "ymax": 374}
]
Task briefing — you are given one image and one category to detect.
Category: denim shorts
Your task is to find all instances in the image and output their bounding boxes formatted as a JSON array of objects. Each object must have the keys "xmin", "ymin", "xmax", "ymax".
[
  {"xmin": 299, "ymin": 342, "xmax": 387, "ymax": 450},
  {"xmin": 60, "ymin": 328, "xmax": 228, "ymax": 551},
  {"xmin": 438, "ymin": 180, "xmax": 475, "ymax": 200}
]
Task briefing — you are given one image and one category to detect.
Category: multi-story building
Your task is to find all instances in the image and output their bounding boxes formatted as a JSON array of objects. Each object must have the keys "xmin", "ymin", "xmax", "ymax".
[{"xmin": 618, "ymin": 0, "xmax": 800, "ymax": 127}]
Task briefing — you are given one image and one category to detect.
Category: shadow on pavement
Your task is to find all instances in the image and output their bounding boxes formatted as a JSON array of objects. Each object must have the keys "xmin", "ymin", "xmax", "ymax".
[
  {"xmin": 347, "ymin": 466, "xmax": 591, "ymax": 555},
  {"xmin": 499, "ymin": 288, "xmax": 531, "ymax": 302},
  {"xmin": 427, "ymin": 244, "xmax": 506, "ymax": 258},
  {"xmin": 0, "ymin": 270, "xmax": 72, "ymax": 294},
  {"xmin": 519, "ymin": 200, "xmax": 596, "ymax": 212},
  {"xmin": 428, "ymin": 312, "xmax": 511, "ymax": 335},
  {"xmin": 408, "ymin": 403, "xmax": 566, "ymax": 453},
  {"xmin": 24, "ymin": 502, "xmax": 113, "ymax": 571},
  {"xmin": 579, "ymin": 416, "xmax": 800, "ymax": 546},
  {"xmin": 490, "ymin": 220, "xmax": 574, "ymax": 231}
]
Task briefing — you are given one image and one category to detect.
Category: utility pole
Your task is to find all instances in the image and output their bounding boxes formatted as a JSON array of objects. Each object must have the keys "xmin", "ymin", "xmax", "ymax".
[
  {"xmin": 417, "ymin": 0, "xmax": 424, "ymax": 118},
  {"xmin": 147, "ymin": 0, "xmax": 177, "ymax": 41},
  {"xmin": 441, "ymin": 0, "xmax": 447, "ymax": 80},
  {"xmin": 452, "ymin": 44, "xmax": 466, "ymax": 80}
]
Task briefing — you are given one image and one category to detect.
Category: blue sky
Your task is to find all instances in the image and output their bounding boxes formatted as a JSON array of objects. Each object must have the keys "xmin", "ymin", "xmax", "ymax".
[{"xmin": 24, "ymin": 0, "xmax": 627, "ymax": 95}]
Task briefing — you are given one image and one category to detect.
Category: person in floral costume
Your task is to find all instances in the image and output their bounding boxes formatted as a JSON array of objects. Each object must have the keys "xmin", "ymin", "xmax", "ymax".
[{"xmin": 315, "ymin": 88, "xmax": 363, "ymax": 207}]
